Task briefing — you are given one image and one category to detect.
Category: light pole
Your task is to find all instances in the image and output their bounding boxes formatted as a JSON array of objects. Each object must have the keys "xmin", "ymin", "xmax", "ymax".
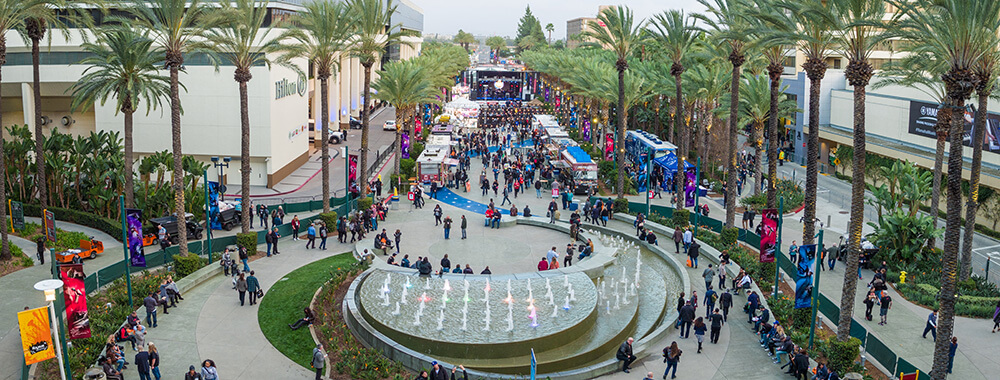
[
  {"xmin": 210, "ymin": 156, "xmax": 231, "ymax": 201},
  {"xmin": 343, "ymin": 146, "xmax": 351, "ymax": 215},
  {"xmin": 34, "ymin": 279, "xmax": 68, "ymax": 380},
  {"xmin": 645, "ymin": 148, "xmax": 652, "ymax": 216}
]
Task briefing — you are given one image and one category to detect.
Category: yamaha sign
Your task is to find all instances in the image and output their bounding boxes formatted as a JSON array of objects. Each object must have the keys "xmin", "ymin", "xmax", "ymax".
[{"xmin": 275, "ymin": 73, "xmax": 306, "ymax": 99}]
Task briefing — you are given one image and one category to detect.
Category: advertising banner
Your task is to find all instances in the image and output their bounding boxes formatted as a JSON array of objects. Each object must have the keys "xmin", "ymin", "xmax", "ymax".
[
  {"xmin": 17, "ymin": 307, "xmax": 55, "ymax": 365},
  {"xmin": 348, "ymin": 154, "xmax": 359, "ymax": 191},
  {"xmin": 684, "ymin": 171, "xmax": 696, "ymax": 207},
  {"xmin": 60, "ymin": 264, "xmax": 91, "ymax": 339},
  {"xmin": 208, "ymin": 181, "xmax": 221, "ymax": 230},
  {"xmin": 125, "ymin": 209, "xmax": 145, "ymax": 267},
  {"xmin": 9, "ymin": 200, "xmax": 24, "ymax": 230},
  {"xmin": 43, "ymin": 210, "xmax": 56, "ymax": 243},
  {"xmin": 795, "ymin": 244, "xmax": 817, "ymax": 309},
  {"xmin": 401, "ymin": 134, "xmax": 410, "ymax": 159},
  {"xmin": 759, "ymin": 208, "xmax": 778, "ymax": 263},
  {"xmin": 908, "ymin": 100, "xmax": 1000, "ymax": 153}
]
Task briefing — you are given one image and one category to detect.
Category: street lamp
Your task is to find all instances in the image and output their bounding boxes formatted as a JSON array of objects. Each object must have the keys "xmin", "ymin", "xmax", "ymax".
[
  {"xmin": 210, "ymin": 156, "xmax": 231, "ymax": 201},
  {"xmin": 34, "ymin": 279, "xmax": 67, "ymax": 380}
]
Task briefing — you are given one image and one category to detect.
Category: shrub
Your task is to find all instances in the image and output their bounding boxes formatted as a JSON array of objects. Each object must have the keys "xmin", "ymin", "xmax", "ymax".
[
  {"xmin": 739, "ymin": 179, "xmax": 804, "ymax": 211},
  {"xmin": 409, "ymin": 142, "xmax": 425, "ymax": 158},
  {"xmin": 22, "ymin": 203, "xmax": 123, "ymax": 242},
  {"xmin": 356, "ymin": 197, "xmax": 373, "ymax": 211},
  {"xmin": 672, "ymin": 209, "xmax": 690, "ymax": 228},
  {"xmin": 896, "ymin": 282, "xmax": 999, "ymax": 318},
  {"xmin": 820, "ymin": 337, "xmax": 862, "ymax": 374},
  {"xmin": 236, "ymin": 232, "xmax": 258, "ymax": 254},
  {"xmin": 720, "ymin": 227, "xmax": 739, "ymax": 247},
  {"xmin": 613, "ymin": 197, "xmax": 630, "ymax": 213},
  {"xmin": 400, "ymin": 158, "xmax": 416, "ymax": 179},
  {"xmin": 319, "ymin": 211, "xmax": 339, "ymax": 227},
  {"xmin": 173, "ymin": 253, "xmax": 205, "ymax": 277}
]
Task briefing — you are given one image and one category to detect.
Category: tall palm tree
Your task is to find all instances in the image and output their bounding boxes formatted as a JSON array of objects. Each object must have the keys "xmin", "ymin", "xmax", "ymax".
[
  {"xmin": 777, "ymin": 0, "xmax": 837, "ymax": 245},
  {"xmin": 69, "ymin": 27, "xmax": 170, "ymax": 210},
  {"xmin": 372, "ymin": 60, "xmax": 437, "ymax": 189},
  {"xmin": 696, "ymin": 0, "xmax": 752, "ymax": 228},
  {"xmin": 583, "ymin": 5, "xmax": 646, "ymax": 200},
  {"xmin": 127, "ymin": 0, "xmax": 217, "ymax": 255},
  {"xmin": 733, "ymin": 74, "xmax": 799, "ymax": 173},
  {"xmin": 828, "ymin": 0, "xmax": 888, "ymax": 341},
  {"xmin": 346, "ymin": 0, "xmax": 415, "ymax": 197},
  {"xmin": 279, "ymin": 0, "xmax": 353, "ymax": 214},
  {"xmin": 0, "ymin": 0, "xmax": 59, "ymax": 259},
  {"xmin": 545, "ymin": 23, "xmax": 554, "ymax": 44},
  {"xmin": 891, "ymin": 0, "xmax": 999, "ymax": 377},
  {"xmin": 649, "ymin": 9, "xmax": 698, "ymax": 207},
  {"xmin": 204, "ymin": 0, "xmax": 289, "ymax": 233},
  {"xmin": 960, "ymin": 45, "xmax": 1000, "ymax": 280}
]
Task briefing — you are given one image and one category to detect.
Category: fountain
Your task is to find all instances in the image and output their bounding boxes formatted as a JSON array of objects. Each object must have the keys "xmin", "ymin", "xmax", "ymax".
[
  {"xmin": 550, "ymin": 302, "xmax": 558, "ymax": 318},
  {"xmin": 392, "ymin": 302, "xmax": 401, "ymax": 315},
  {"xmin": 506, "ymin": 303, "xmax": 514, "ymax": 332},
  {"xmin": 528, "ymin": 304, "xmax": 539, "ymax": 328},
  {"xmin": 414, "ymin": 296, "xmax": 426, "ymax": 326},
  {"xmin": 424, "ymin": 277, "xmax": 431, "ymax": 290},
  {"xmin": 483, "ymin": 280, "xmax": 491, "ymax": 302},
  {"xmin": 401, "ymin": 284, "xmax": 408, "ymax": 304},
  {"xmin": 437, "ymin": 309, "xmax": 445, "ymax": 330},
  {"xmin": 483, "ymin": 300, "xmax": 491, "ymax": 331},
  {"xmin": 404, "ymin": 277, "xmax": 411, "ymax": 289},
  {"xmin": 569, "ymin": 285, "xmax": 576, "ymax": 302},
  {"xmin": 527, "ymin": 279, "xmax": 533, "ymax": 303},
  {"xmin": 548, "ymin": 291, "xmax": 555, "ymax": 306},
  {"xmin": 563, "ymin": 296, "xmax": 571, "ymax": 310},
  {"xmin": 563, "ymin": 275, "xmax": 569, "ymax": 288}
]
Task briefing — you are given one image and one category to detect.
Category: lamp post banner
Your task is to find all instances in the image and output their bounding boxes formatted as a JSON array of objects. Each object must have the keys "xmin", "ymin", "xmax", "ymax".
[
  {"xmin": 17, "ymin": 307, "xmax": 55, "ymax": 365},
  {"xmin": 794, "ymin": 244, "xmax": 817, "ymax": 309},
  {"xmin": 59, "ymin": 264, "xmax": 91, "ymax": 339},
  {"xmin": 43, "ymin": 210, "xmax": 56, "ymax": 243},
  {"xmin": 759, "ymin": 208, "xmax": 777, "ymax": 263},
  {"xmin": 125, "ymin": 209, "xmax": 145, "ymax": 267}
]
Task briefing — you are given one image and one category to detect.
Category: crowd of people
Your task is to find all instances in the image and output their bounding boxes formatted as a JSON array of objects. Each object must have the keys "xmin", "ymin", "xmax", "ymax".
[{"xmin": 477, "ymin": 101, "xmax": 541, "ymax": 129}]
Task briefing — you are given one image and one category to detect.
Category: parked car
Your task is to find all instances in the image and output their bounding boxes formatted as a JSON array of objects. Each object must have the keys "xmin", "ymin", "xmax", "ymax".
[
  {"xmin": 328, "ymin": 129, "xmax": 347, "ymax": 144},
  {"xmin": 383, "ymin": 120, "xmax": 397, "ymax": 131},
  {"xmin": 349, "ymin": 116, "xmax": 362, "ymax": 129}
]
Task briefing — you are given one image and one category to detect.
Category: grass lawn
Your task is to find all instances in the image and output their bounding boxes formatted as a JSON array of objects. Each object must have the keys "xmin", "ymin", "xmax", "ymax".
[{"xmin": 258, "ymin": 252, "xmax": 356, "ymax": 369}]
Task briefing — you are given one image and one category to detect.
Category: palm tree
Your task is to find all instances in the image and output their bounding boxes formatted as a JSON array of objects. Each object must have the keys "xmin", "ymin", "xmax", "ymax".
[
  {"xmin": 696, "ymin": 0, "xmax": 753, "ymax": 228},
  {"xmin": 649, "ymin": 9, "xmax": 698, "ymax": 207},
  {"xmin": 583, "ymin": 5, "xmax": 646, "ymax": 200},
  {"xmin": 127, "ymin": 0, "xmax": 217, "ymax": 255},
  {"xmin": 372, "ymin": 60, "xmax": 437, "ymax": 190},
  {"xmin": 828, "ymin": 0, "xmax": 888, "ymax": 341},
  {"xmin": 731, "ymin": 73, "xmax": 798, "ymax": 196},
  {"xmin": 486, "ymin": 36, "xmax": 506, "ymax": 62},
  {"xmin": 960, "ymin": 45, "xmax": 1000, "ymax": 280},
  {"xmin": 346, "ymin": 0, "xmax": 415, "ymax": 197},
  {"xmin": 0, "ymin": 0, "xmax": 59, "ymax": 259},
  {"xmin": 69, "ymin": 27, "xmax": 170, "ymax": 210},
  {"xmin": 203, "ymin": 0, "xmax": 289, "ymax": 233},
  {"xmin": 279, "ymin": 0, "xmax": 353, "ymax": 214},
  {"xmin": 453, "ymin": 29, "xmax": 476, "ymax": 52},
  {"xmin": 545, "ymin": 23, "xmax": 554, "ymax": 44},
  {"xmin": 891, "ymin": 0, "xmax": 999, "ymax": 377},
  {"xmin": 776, "ymin": 0, "xmax": 837, "ymax": 245}
]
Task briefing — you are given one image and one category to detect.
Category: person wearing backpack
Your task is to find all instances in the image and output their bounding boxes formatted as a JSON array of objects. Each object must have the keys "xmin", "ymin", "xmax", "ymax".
[
  {"xmin": 662, "ymin": 341, "xmax": 682, "ymax": 379},
  {"xmin": 318, "ymin": 223, "xmax": 328, "ymax": 250}
]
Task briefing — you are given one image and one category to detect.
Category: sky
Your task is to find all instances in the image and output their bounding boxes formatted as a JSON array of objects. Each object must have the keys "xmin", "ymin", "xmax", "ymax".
[{"xmin": 414, "ymin": 0, "xmax": 708, "ymax": 40}]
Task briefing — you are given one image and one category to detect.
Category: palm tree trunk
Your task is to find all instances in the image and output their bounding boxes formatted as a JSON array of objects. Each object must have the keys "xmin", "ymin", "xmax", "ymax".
[
  {"xmin": 31, "ymin": 36, "xmax": 47, "ymax": 208},
  {"xmin": 802, "ymin": 59, "xmax": 826, "ymax": 246},
  {"xmin": 124, "ymin": 107, "xmax": 135, "ymax": 208},
  {"xmin": 169, "ymin": 61, "xmax": 188, "ymax": 255},
  {"xmin": 725, "ymin": 58, "xmax": 742, "ymax": 228},
  {"xmin": 704, "ymin": 103, "xmax": 714, "ymax": 172},
  {"xmin": 674, "ymin": 71, "xmax": 686, "ymax": 207},
  {"xmin": 653, "ymin": 96, "xmax": 662, "ymax": 138},
  {"xmin": 753, "ymin": 121, "xmax": 763, "ymax": 196},
  {"xmin": 615, "ymin": 67, "xmax": 626, "ymax": 199},
  {"xmin": 239, "ymin": 79, "xmax": 251, "ymax": 233},
  {"xmin": 320, "ymin": 75, "xmax": 331, "ymax": 212},
  {"xmin": 838, "ymin": 63, "xmax": 871, "ymax": 341},
  {"xmin": 932, "ymin": 89, "xmax": 970, "ymax": 380},
  {"xmin": 928, "ymin": 110, "xmax": 949, "ymax": 249},
  {"xmin": 960, "ymin": 92, "xmax": 989, "ymax": 280},
  {"xmin": 0, "ymin": 43, "xmax": 9, "ymax": 260},
  {"xmin": 395, "ymin": 107, "xmax": 404, "ymax": 191},
  {"xmin": 359, "ymin": 62, "xmax": 373, "ymax": 196},
  {"xmin": 766, "ymin": 66, "xmax": 781, "ymax": 209}
]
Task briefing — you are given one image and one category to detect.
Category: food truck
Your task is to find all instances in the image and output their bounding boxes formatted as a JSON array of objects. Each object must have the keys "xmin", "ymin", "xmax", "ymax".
[
  {"xmin": 560, "ymin": 146, "xmax": 599, "ymax": 194},
  {"xmin": 416, "ymin": 135, "xmax": 456, "ymax": 183}
]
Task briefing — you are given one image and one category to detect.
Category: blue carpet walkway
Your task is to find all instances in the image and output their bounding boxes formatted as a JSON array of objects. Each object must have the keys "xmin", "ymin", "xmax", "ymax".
[{"xmin": 432, "ymin": 187, "xmax": 508, "ymax": 215}]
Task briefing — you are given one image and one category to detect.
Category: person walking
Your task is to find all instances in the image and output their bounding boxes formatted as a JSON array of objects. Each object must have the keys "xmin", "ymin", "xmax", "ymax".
[
  {"xmin": 693, "ymin": 317, "xmax": 707, "ymax": 353},
  {"xmin": 318, "ymin": 223, "xmax": 328, "ymax": 250},
  {"xmin": 702, "ymin": 264, "xmax": 716, "ymax": 291},
  {"xmin": 311, "ymin": 343, "xmax": 327, "ymax": 380},
  {"xmin": 238, "ymin": 246, "xmax": 250, "ymax": 273},
  {"xmin": 688, "ymin": 240, "xmax": 701, "ymax": 268},
  {"xmin": 148, "ymin": 342, "xmax": 161, "ymax": 380},
  {"xmin": 616, "ymin": 337, "xmax": 636, "ymax": 373},
  {"xmin": 236, "ymin": 273, "xmax": 248, "ymax": 306},
  {"xmin": 135, "ymin": 346, "xmax": 152, "ymax": 380},
  {"xmin": 185, "ymin": 365, "xmax": 201, "ymax": 380},
  {"xmin": 662, "ymin": 341, "xmax": 682, "ymax": 379},
  {"xmin": 548, "ymin": 200, "xmax": 558, "ymax": 224},
  {"xmin": 460, "ymin": 216, "xmax": 468, "ymax": 239},
  {"xmin": 679, "ymin": 301, "xmax": 695, "ymax": 338},
  {"xmin": 143, "ymin": 292, "xmax": 158, "ymax": 328},
  {"xmin": 433, "ymin": 205, "xmax": 443, "ymax": 226},
  {"xmin": 201, "ymin": 359, "xmax": 218, "ymax": 380},
  {"xmin": 35, "ymin": 237, "xmax": 45, "ymax": 265},
  {"xmin": 682, "ymin": 228, "xmax": 693, "ymax": 254},
  {"xmin": 673, "ymin": 228, "xmax": 683, "ymax": 254},
  {"xmin": 923, "ymin": 310, "xmax": 938, "ymax": 340},
  {"xmin": 947, "ymin": 337, "xmax": 958, "ymax": 374},
  {"xmin": 305, "ymin": 223, "xmax": 317, "ymax": 249},
  {"xmin": 291, "ymin": 216, "xmax": 300, "ymax": 241},
  {"xmin": 443, "ymin": 216, "xmax": 453, "ymax": 239},
  {"xmin": 704, "ymin": 286, "xmax": 717, "ymax": 318},
  {"xmin": 709, "ymin": 308, "xmax": 724, "ymax": 344},
  {"xmin": 394, "ymin": 229, "xmax": 402, "ymax": 251},
  {"xmin": 337, "ymin": 217, "xmax": 348, "ymax": 243},
  {"xmin": 247, "ymin": 271, "xmax": 261, "ymax": 306},
  {"xmin": 269, "ymin": 227, "xmax": 281, "ymax": 254},
  {"xmin": 878, "ymin": 291, "xmax": 892, "ymax": 325},
  {"xmin": 992, "ymin": 300, "xmax": 1000, "ymax": 333},
  {"xmin": 863, "ymin": 290, "xmax": 877, "ymax": 321},
  {"xmin": 719, "ymin": 290, "xmax": 733, "ymax": 322}
]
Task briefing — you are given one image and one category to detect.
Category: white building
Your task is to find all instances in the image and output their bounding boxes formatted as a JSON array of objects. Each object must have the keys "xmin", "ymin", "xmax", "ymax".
[{"xmin": 0, "ymin": 0, "xmax": 423, "ymax": 188}]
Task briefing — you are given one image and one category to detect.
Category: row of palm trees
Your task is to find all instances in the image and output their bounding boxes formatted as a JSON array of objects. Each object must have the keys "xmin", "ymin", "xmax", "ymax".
[
  {"xmin": 533, "ymin": 0, "xmax": 997, "ymax": 377},
  {"xmin": 0, "ymin": 0, "xmax": 414, "ymax": 258}
]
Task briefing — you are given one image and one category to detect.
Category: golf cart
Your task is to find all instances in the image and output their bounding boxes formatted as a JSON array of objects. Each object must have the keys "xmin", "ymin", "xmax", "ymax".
[
  {"xmin": 150, "ymin": 213, "xmax": 204, "ymax": 244},
  {"xmin": 54, "ymin": 237, "xmax": 104, "ymax": 263}
]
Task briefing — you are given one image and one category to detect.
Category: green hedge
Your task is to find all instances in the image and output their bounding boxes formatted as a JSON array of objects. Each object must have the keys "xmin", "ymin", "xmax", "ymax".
[
  {"xmin": 319, "ymin": 211, "xmax": 338, "ymax": 227},
  {"xmin": 173, "ymin": 253, "xmax": 206, "ymax": 277},
  {"xmin": 896, "ymin": 282, "xmax": 999, "ymax": 318},
  {"xmin": 236, "ymin": 232, "xmax": 258, "ymax": 254},
  {"xmin": 672, "ymin": 209, "xmax": 690, "ymax": 228},
  {"xmin": 818, "ymin": 337, "xmax": 862, "ymax": 374},
  {"xmin": 22, "ymin": 203, "xmax": 123, "ymax": 242}
]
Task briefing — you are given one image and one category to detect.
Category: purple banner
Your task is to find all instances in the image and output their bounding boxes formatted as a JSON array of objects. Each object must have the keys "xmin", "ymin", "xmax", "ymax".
[
  {"xmin": 760, "ymin": 208, "xmax": 777, "ymax": 263},
  {"xmin": 684, "ymin": 171, "xmax": 696, "ymax": 207},
  {"xmin": 402, "ymin": 134, "xmax": 411, "ymax": 159},
  {"xmin": 582, "ymin": 121, "xmax": 591, "ymax": 141},
  {"xmin": 126, "ymin": 208, "xmax": 145, "ymax": 267}
]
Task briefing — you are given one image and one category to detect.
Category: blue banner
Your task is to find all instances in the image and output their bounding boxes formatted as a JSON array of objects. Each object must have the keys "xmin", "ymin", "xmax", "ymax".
[
  {"xmin": 795, "ymin": 244, "xmax": 817, "ymax": 309},
  {"xmin": 208, "ymin": 181, "xmax": 221, "ymax": 230},
  {"xmin": 530, "ymin": 348, "xmax": 537, "ymax": 380}
]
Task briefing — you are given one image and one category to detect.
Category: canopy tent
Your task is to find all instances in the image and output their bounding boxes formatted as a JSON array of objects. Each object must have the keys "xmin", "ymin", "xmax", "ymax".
[
  {"xmin": 526, "ymin": 98, "xmax": 544, "ymax": 107},
  {"xmin": 652, "ymin": 152, "xmax": 694, "ymax": 172}
]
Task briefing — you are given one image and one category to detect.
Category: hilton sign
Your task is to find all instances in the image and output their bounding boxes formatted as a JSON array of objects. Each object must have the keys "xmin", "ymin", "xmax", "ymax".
[{"xmin": 276, "ymin": 73, "xmax": 306, "ymax": 99}]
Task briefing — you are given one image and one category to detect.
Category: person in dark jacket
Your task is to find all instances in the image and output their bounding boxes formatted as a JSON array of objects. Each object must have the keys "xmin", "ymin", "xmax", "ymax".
[
  {"xmin": 719, "ymin": 290, "xmax": 733, "ymax": 322},
  {"xmin": 793, "ymin": 349, "xmax": 810, "ymax": 379},
  {"xmin": 268, "ymin": 228, "xmax": 280, "ymax": 255},
  {"xmin": 450, "ymin": 365, "xmax": 468, "ymax": 380},
  {"xmin": 747, "ymin": 291, "xmax": 760, "ymax": 323},
  {"xmin": 143, "ymin": 292, "xmax": 158, "ymax": 327},
  {"xmin": 679, "ymin": 302, "xmax": 696, "ymax": 338},
  {"xmin": 688, "ymin": 241, "xmax": 701, "ymax": 268},
  {"xmin": 615, "ymin": 337, "xmax": 636, "ymax": 373},
  {"xmin": 429, "ymin": 361, "xmax": 448, "ymax": 380},
  {"xmin": 135, "ymin": 347, "xmax": 151, "ymax": 380},
  {"xmin": 36, "ymin": 237, "xmax": 45, "ymax": 265},
  {"xmin": 440, "ymin": 255, "xmax": 451, "ymax": 275},
  {"xmin": 418, "ymin": 257, "xmax": 433, "ymax": 276},
  {"xmin": 480, "ymin": 266, "xmax": 492, "ymax": 274},
  {"xmin": 460, "ymin": 215, "xmax": 468, "ymax": 239}
]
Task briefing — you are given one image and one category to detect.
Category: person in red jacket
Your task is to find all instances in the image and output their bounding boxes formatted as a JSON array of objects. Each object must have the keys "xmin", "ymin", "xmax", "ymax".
[{"xmin": 537, "ymin": 257, "xmax": 549, "ymax": 271}]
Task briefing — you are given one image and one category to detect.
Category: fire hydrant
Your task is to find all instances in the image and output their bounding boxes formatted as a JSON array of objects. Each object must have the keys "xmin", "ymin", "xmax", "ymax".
[{"xmin": 899, "ymin": 271, "xmax": 907, "ymax": 284}]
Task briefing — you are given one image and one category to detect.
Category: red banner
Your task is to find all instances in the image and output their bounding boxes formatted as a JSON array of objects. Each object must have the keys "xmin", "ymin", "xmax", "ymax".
[
  {"xmin": 348, "ymin": 154, "xmax": 359, "ymax": 190},
  {"xmin": 760, "ymin": 208, "xmax": 777, "ymax": 263},
  {"xmin": 43, "ymin": 210, "xmax": 56, "ymax": 243},
  {"xmin": 60, "ymin": 264, "xmax": 91, "ymax": 339}
]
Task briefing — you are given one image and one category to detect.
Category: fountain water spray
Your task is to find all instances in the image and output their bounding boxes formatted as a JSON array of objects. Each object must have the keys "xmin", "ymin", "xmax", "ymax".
[
  {"xmin": 443, "ymin": 279, "xmax": 451, "ymax": 291},
  {"xmin": 483, "ymin": 280, "xmax": 491, "ymax": 302},
  {"xmin": 528, "ymin": 304, "xmax": 538, "ymax": 328},
  {"xmin": 563, "ymin": 296, "xmax": 571, "ymax": 310},
  {"xmin": 437, "ymin": 309, "xmax": 445, "ymax": 330},
  {"xmin": 563, "ymin": 275, "xmax": 569, "ymax": 288},
  {"xmin": 414, "ymin": 297, "xmax": 426, "ymax": 326},
  {"xmin": 401, "ymin": 285, "xmax": 408, "ymax": 304},
  {"xmin": 483, "ymin": 300, "xmax": 491, "ymax": 331},
  {"xmin": 424, "ymin": 277, "xmax": 431, "ymax": 290},
  {"xmin": 405, "ymin": 277, "xmax": 412, "ymax": 289},
  {"xmin": 550, "ymin": 303, "xmax": 558, "ymax": 318},
  {"xmin": 392, "ymin": 302, "xmax": 400, "ymax": 315},
  {"xmin": 506, "ymin": 304, "xmax": 514, "ymax": 332},
  {"xmin": 569, "ymin": 285, "xmax": 576, "ymax": 302},
  {"xmin": 527, "ymin": 279, "xmax": 533, "ymax": 303}
]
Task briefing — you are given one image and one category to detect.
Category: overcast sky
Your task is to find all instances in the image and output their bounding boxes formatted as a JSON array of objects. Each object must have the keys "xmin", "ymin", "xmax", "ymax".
[{"xmin": 414, "ymin": 0, "xmax": 708, "ymax": 40}]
